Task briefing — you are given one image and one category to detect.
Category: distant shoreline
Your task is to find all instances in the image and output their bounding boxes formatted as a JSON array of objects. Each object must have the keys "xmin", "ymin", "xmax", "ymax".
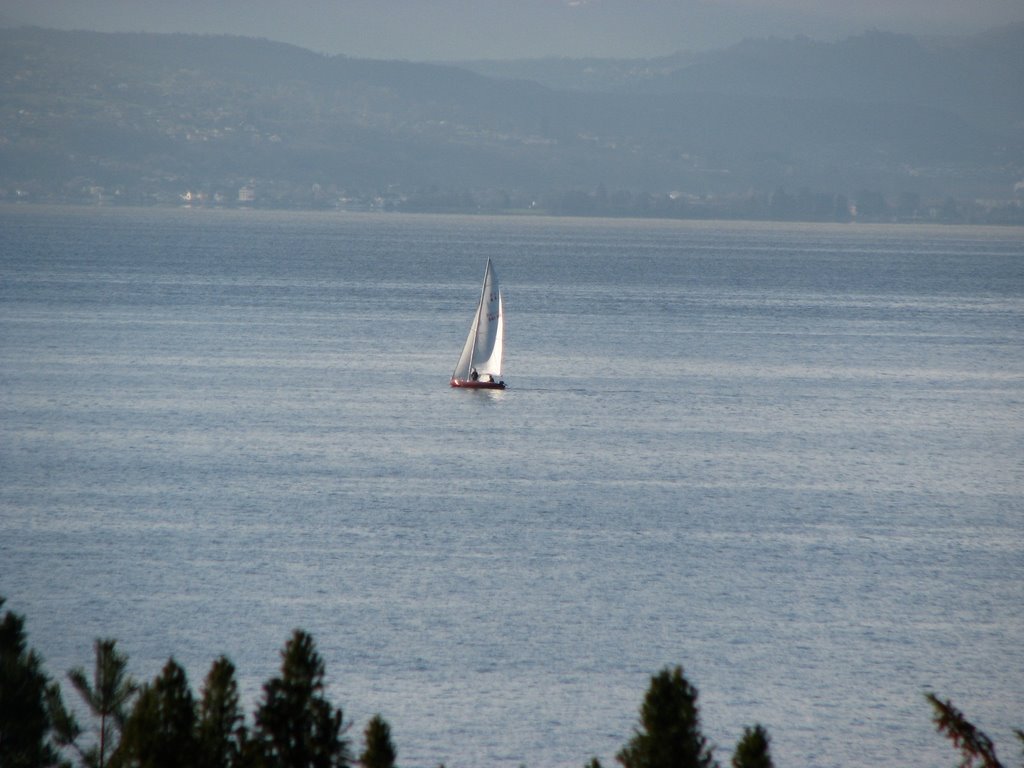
[{"xmin": 4, "ymin": 199, "xmax": 1023, "ymax": 230}]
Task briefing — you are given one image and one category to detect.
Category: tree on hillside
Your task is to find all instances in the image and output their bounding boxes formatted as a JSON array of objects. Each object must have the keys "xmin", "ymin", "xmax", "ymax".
[
  {"xmin": 0, "ymin": 596, "xmax": 66, "ymax": 767},
  {"xmin": 616, "ymin": 665, "xmax": 716, "ymax": 768},
  {"xmin": 359, "ymin": 714, "xmax": 397, "ymax": 768},
  {"xmin": 254, "ymin": 629, "xmax": 350, "ymax": 768},
  {"xmin": 197, "ymin": 657, "xmax": 246, "ymax": 768},
  {"xmin": 67, "ymin": 639, "xmax": 137, "ymax": 768},
  {"xmin": 731, "ymin": 725, "xmax": 773, "ymax": 768},
  {"xmin": 116, "ymin": 658, "xmax": 198, "ymax": 768}
]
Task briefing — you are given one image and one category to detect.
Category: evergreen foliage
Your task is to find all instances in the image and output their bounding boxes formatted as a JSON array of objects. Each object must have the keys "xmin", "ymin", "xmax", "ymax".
[
  {"xmin": 46, "ymin": 681, "xmax": 83, "ymax": 761},
  {"xmin": 197, "ymin": 657, "xmax": 246, "ymax": 768},
  {"xmin": 616, "ymin": 665, "xmax": 716, "ymax": 768},
  {"xmin": 67, "ymin": 639, "xmax": 138, "ymax": 768},
  {"xmin": 254, "ymin": 629, "xmax": 350, "ymax": 768},
  {"xmin": 359, "ymin": 714, "xmax": 397, "ymax": 768},
  {"xmin": 0, "ymin": 597, "xmax": 65, "ymax": 768},
  {"xmin": 926, "ymin": 693, "xmax": 1005, "ymax": 768},
  {"xmin": 117, "ymin": 658, "xmax": 198, "ymax": 768},
  {"xmin": 731, "ymin": 725, "xmax": 773, "ymax": 768}
]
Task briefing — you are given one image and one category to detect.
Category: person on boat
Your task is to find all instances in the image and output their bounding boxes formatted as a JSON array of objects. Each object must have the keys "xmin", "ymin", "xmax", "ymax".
[{"xmin": 470, "ymin": 368, "xmax": 479, "ymax": 381}]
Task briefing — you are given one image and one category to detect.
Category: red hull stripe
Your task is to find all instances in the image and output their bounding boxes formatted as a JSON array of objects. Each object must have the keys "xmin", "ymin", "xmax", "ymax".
[{"xmin": 450, "ymin": 379, "xmax": 506, "ymax": 389}]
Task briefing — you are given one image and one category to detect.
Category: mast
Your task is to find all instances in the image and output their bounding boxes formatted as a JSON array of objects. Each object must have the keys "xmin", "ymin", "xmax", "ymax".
[
  {"xmin": 471, "ymin": 259, "xmax": 491, "ymax": 371},
  {"xmin": 471, "ymin": 262, "xmax": 491, "ymax": 372},
  {"xmin": 452, "ymin": 259, "xmax": 492, "ymax": 381}
]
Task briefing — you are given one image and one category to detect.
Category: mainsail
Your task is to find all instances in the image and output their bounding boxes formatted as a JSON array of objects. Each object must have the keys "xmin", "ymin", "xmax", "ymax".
[{"xmin": 452, "ymin": 258, "xmax": 504, "ymax": 384}]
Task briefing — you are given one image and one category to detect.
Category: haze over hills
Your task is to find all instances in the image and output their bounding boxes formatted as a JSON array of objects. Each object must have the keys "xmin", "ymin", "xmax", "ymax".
[{"xmin": 1, "ymin": 25, "xmax": 1022, "ymax": 221}]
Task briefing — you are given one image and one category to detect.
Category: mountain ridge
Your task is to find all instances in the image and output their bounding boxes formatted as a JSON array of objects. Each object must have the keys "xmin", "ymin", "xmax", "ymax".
[{"xmin": 1, "ymin": 25, "xmax": 1021, "ymax": 219}]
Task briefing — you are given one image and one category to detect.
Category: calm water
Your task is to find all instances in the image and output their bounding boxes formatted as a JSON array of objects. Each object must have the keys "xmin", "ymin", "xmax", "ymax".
[{"xmin": 1, "ymin": 206, "xmax": 1022, "ymax": 767}]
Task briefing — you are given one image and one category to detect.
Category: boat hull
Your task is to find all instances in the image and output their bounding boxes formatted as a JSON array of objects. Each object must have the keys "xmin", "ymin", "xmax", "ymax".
[{"xmin": 450, "ymin": 378, "xmax": 506, "ymax": 390}]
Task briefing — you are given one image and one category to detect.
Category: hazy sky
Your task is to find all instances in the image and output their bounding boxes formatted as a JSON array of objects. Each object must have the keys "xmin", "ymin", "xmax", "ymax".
[{"xmin": 3, "ymin": 0, "xmax": 1022, "ymax": 59}]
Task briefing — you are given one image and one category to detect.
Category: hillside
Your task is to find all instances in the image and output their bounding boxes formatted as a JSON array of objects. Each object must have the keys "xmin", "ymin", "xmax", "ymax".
[
  {"xmin": 463, "ymin": 26, "xmax": 1024, "ymax": 135},
  {"xmin": 1, "ymin": 26, "xmax": 1021, "ymax": 219}
]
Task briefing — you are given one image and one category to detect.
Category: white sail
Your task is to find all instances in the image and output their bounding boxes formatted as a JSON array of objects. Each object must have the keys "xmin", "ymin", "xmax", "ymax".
[{"xmin": 452, "ymin": 259, "xmax": 503, "ymax": 382}]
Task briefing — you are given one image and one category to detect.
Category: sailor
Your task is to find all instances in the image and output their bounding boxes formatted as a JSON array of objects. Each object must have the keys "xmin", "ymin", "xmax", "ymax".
[{"xmin": 470, "ymin": 368, "xmax": 479, "ymax": 381}]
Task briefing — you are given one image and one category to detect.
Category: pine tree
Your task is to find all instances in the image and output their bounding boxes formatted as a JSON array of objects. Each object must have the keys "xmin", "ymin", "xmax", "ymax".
[
  {"xmin": 254, "ymin": 629, "xmax": 350, "ymax": 768},
  {"xmin": 0, "ymin": 597, "xmax": 64, "ymax": 767},
  {"xmin": 926, "ymin": 693, "xmax": 1004, "ymax": 768},
  {"xmin": 46, "ymin": 679, "xmax": 82, "ymax": 761},
  {"xmin": 116, "ymin": 658, "xmax": 198, "ymax": 768},
  {"xmin": 731, "ymin": 725, "xmax": 773, "ymax": 768},
  {"xmin": 359, "ymin": 715, "xmax": 396, "ymax": 768},
  {"xmin": 198, "ymin": 656, "xmax": 245, "ymax": 768},
  {"xmin": 67, "ymin": 639, "xmax": 137, "ymax": 768},
  {"xmin": 616, "ymin": 665, "xmax": 716, "ymax": 768}
]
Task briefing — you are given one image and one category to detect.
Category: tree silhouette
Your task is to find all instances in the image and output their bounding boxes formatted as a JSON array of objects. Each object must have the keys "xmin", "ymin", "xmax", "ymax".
[
  {"xmin": 617, "ymin": 665, "xmax": 716, "ymax": 768},
  {"xmin": 67, "ymin": 639, "xmax": 137, "ymax": 768},
  {"xmin": 117, "ymin": 658, "xmax": 198, "ymax": 768},
  {"xmin": 197, "ymin": 656, "xmax": 246, "ymax": 768},
  {"xmin": 359, "ymin": 714, "xmax": 397, "ymax": 768},
  {"xmin": 926, "ymin": 693, "xmax": 1005, "ymax": 768},
  {"xmin": 731, "ymin": 725, "xmax": 773, "ymax": 768},
  {"xmin": 0, "ymin": 597, "xmax": 65, "ymax": 767},
  {"xmin": 254, "ymin": 629, "xmax": 350, "ymax": 768},
  {"xmin": 46, "ymin": 680, "xmax": 82, "ymax": 763}
]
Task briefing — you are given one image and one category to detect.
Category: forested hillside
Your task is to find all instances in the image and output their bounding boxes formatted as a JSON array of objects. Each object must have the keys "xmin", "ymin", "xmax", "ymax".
[{"xmin": 1, "ymin": 26, "xmax": 1021, "ymax": 220}]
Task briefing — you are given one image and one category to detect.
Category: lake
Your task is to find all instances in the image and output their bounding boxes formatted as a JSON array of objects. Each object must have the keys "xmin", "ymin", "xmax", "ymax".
[{"xmin": 1, "ymin": 206, "xmax": 1022, "ymax": 767}]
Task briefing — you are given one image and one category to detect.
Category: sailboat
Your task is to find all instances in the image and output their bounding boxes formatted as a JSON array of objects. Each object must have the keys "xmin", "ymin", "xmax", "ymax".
[{"xmin": 450, "ymin": 258, "xmax": 506, "ymax": 389}]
